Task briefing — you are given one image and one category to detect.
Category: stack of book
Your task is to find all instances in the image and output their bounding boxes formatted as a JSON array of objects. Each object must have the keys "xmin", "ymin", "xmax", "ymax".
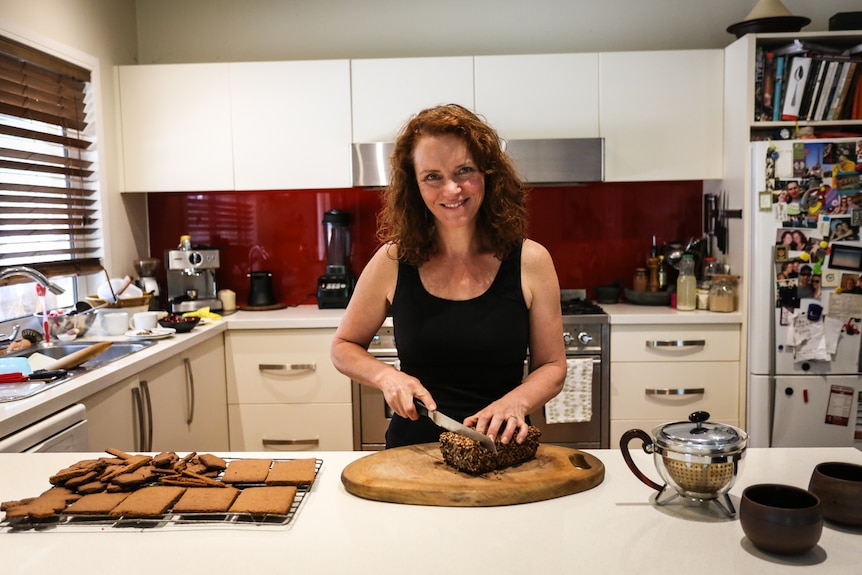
[{"xmin": 755, "ymin": 39, "xmax": 862, "ymax": 123}]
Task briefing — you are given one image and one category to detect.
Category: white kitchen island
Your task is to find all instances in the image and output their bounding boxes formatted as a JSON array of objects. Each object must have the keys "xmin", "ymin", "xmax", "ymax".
[{"xmin": 1, "ymin": 447, "xmax": 860, "ymax": 574}]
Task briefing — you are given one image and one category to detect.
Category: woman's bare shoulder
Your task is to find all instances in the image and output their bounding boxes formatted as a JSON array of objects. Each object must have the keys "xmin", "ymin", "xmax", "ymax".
[{"xmin": 521, "ymin": 238, "xmax": 554, "ymax": 269}]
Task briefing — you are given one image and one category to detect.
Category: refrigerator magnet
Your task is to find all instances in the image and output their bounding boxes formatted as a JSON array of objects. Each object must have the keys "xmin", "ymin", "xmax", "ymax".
[
  {"xmin": 759, "ymin": 191, "xmax": 773, "ymax": 211},
  {"xmin": 828, "ymin": 244, "xmax": 862, "ymax": 271},
  {"xmin": 824, "ymin": 385, "xmax": 853, "ymax": 427}
]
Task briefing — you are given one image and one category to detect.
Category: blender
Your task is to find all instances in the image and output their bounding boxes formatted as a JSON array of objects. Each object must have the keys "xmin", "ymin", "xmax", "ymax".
[
  {"xmin": 133, "ymin": 258, "xmax": 161, "ymax": 310},
  {"xmin": 317, "ymin": 209, "xmax": 355, "ymax": 309}
]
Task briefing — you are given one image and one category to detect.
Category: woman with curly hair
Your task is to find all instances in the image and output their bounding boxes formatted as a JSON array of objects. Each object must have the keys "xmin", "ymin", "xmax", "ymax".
[{"xmin": 331, "ymin": 104, "xmax": 566, "ymax": 448}]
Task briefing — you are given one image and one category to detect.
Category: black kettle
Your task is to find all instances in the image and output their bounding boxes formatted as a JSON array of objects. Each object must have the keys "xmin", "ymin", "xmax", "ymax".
[{"xmin": 248, "ymin": 270, "xmax": 276, "ymax": 307}]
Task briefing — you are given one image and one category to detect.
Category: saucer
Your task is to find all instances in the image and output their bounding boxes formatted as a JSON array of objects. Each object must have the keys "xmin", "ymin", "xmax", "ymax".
[{"xmin": 125, "ymin": 327, "xmax": 176, "ymax": 340}]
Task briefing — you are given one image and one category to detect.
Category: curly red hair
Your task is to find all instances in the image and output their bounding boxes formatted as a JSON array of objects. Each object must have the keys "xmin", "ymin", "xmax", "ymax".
[{"xmin": 377, "ymin": 104, "xmax": 528, "ymax": 266}]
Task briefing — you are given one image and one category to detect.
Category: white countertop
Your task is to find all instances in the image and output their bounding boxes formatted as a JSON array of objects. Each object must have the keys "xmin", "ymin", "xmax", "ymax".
[
  {"xmin": 0, "ymin": 303, "xmax": 740, "ymax": 440},
  {"xmin": 603, "ymin": 302, "xmax": 743, "ymax": 325},
  {"xmin": 225, "ymin": 303, "xmax": 742, "ymax": 327},
  {"xmin": 0, "ymin": 321, "xmax": 227, "ymax": 440},
  {"xmin": 0, "ymin": 447, "xmax": 859, "ymax": 574}
]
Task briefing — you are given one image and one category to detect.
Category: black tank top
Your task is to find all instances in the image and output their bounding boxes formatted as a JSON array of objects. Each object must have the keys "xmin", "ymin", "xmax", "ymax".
[{"xmin": 387, "ymin": 242, "xmax": 529, "ymax": 448}]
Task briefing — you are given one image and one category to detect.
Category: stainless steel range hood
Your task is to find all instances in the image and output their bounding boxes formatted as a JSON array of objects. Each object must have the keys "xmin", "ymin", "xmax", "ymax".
[{"xmin": 352, "ymin": 138, "xmax": 604, "ymax": 187}]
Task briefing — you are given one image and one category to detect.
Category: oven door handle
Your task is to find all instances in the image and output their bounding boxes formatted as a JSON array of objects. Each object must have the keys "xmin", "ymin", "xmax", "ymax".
[{"xmin": 645, "ymin": 339, "xmax": 706, "ymax": 348}]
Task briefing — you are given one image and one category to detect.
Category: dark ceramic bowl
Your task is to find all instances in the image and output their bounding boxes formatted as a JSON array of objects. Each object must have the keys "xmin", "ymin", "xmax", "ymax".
[
  {"xmin": 594, "ymin": 286, "xmax": 621, "ymax": 304},
  {"xmin": 740, "ymin": 484, "xmax": 822, "ymax": 555},
  {"xmin": 158, "ymin": 315, "xmax": 201, "ymax": 333},
  {"xmin": 808, "ymin": 462, "xmax": 862, "ymax": 526}
]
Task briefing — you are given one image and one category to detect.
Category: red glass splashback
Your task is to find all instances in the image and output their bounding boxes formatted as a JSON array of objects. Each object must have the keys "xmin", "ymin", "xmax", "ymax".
[{"xmin": 147, "ymin": 182, "xmax": 703, "ymax": 306}]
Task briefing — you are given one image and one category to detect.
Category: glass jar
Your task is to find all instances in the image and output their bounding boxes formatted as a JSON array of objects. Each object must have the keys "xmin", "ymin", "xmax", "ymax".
[
  {"xmin": 709, "ymin": 275, "xmax": 738, "ymax": 312},
  {"xmin": 633, "ymin": 268, "xmax": 648, "ymax": 292},
  {"xmin": 676, "ymin": 254, "xmax": 697, "ymax": 311}
]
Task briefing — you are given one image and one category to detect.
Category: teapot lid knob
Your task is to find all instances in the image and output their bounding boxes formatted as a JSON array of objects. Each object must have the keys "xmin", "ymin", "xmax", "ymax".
[
  {"xmin": 689, "ymin": 411, "xmax": 710, "ymax": 433},
  {"xmin": 689, "ymin": 411, "xmax": 710, "ymax": 423}
]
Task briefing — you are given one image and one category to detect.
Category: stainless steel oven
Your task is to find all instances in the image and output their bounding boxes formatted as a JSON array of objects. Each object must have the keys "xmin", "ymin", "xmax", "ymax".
[{"xmin": 351, "ymin": 297, "xmax": 611, "ymax": 450}]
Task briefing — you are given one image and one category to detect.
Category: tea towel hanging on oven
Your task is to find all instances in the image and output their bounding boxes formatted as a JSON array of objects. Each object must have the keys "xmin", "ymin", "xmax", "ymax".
[{"xmin": 544, "ymin": 358, "xmax": 592, "ymax": 424}]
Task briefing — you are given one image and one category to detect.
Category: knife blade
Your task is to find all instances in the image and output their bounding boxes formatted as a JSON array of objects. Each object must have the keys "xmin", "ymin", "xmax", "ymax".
[{"xmin": 413, "ymin": 399, "xmax": 497, "ymax": 454}]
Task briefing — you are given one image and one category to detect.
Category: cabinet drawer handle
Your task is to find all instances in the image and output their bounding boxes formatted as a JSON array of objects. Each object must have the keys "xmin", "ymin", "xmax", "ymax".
[
  {"xmin": 183, "ymin": 357, "xmax": 195, "ymax": 425},
  {"xmin": 140, "ymin": 380, "xmax": 153, "ymax": 452},
  {"xmin": 131, "ymin": 387, "xmax": 144, "ymax": 452},
  {"xmin": 645, "ymin": 388, "xmax": 705, "ymax": 396},
  {"xmin": 646, "ymin": 340, "xmax": 706, "ymax": 348},
  {"xmin": 262, "ymin": 438, "xmax": 320, "ymax": 446},
  {"xmin": 259, "ymin": 363, "xmax": 316, "ymax": 375}
]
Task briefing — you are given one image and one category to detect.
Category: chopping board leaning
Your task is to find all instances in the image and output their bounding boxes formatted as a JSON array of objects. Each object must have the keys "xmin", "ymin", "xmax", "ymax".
[{"xmin": 341, "ymin": 443, "xmax": 604, "ymax": 507}]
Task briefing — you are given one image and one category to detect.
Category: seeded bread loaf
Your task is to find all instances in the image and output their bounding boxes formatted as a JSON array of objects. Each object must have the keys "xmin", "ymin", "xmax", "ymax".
[{"xmin": 439, "ymin": 426, "xmax": 541, "ymax": 475}]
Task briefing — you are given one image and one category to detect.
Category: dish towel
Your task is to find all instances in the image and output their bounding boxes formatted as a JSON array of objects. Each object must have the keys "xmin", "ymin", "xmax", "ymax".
[{"xmin": 544, "ymin": 358, "xmax": 593, "ymax": 424}]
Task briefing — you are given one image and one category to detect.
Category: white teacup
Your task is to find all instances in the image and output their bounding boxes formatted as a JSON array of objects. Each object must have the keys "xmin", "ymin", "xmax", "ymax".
[
  {"xmin": 101, "ymin": 311, "xmax": 129, "ymax": 336},
  {"xmin": 131, "ymin": 311, "xmax": 159, "ymax": 331}
]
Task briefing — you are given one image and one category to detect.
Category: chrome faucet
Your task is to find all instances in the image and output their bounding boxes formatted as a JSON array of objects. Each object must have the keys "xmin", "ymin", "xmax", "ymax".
[
  {"xmin": 0, "ymin": 324, "xmax": 21, "ymax": 349},
  {"xmin": 0, "ymin": 266, "xmax": 65, "ymax": 295}
]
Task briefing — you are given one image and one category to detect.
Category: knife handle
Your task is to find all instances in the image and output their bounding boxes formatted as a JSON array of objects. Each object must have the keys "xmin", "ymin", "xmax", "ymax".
[{"xmin": 413, "ymin": 398, "xmax": 430, "ymax": 418}]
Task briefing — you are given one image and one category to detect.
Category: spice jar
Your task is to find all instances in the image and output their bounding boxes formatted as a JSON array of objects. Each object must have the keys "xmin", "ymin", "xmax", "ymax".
[
  {"xmin": 709, "ymin": 275, "xmax": 738, "ymax": 312},
  {"xmin": 633, "ymin": 268, "xmax": 648, "ymax": 292}
]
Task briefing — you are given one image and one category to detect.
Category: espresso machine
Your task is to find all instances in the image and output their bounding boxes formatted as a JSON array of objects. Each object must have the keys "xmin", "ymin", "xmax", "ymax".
[
  {"xmin": 165, "ymin": 239, "xmax": 223, "ymax": 313},
  {"xmin": 317, "ymin": 209, "xmax": 355, "ymax": 309}
]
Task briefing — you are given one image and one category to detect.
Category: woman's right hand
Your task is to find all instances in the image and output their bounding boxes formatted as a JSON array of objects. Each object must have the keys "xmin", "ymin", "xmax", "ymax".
[{"xmin": 379, "ymin": 367, "xmax": 436, "ymax": 420}]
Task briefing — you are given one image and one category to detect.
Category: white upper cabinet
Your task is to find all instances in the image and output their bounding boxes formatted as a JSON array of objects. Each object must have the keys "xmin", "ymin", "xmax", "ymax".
[
  {"xmin": 599, "ymin": 50, "xmax": 724, "ymax": 181},
  {"xmin": 118, "ymin": 64, "xmax": 234, "ymax": 192},
  {"xmin": 474, "ymin": 53, "xmax": 600, "ymax": 139},
  {"xmin": 351, "ymin": 56, "xmax": 475, "ymax": 142},
  {"xmin": 230, "ymin": 60, "xmax": 352, "ymax": 190}
]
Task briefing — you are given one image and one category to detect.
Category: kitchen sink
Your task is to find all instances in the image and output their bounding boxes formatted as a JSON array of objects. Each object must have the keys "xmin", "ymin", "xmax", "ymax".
[
  {"xmin": 0, "ymin": 340, "xmax": 156, "ymax": 403},
  {"xmin": 7, "ymin": 341, "xmax": 156, "ymax": 369}
]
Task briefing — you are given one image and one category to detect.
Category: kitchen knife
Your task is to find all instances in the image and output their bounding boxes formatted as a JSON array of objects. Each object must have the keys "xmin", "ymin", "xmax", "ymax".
[{"xmin": 413, "ymin": 399, "xmax": 497, "ymax": 454}]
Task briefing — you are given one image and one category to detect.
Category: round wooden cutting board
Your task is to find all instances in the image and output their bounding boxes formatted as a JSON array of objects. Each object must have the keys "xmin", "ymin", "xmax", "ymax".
[{"xmin": 341, "ymin": 443, "xmax": 604, "ymax": 507}]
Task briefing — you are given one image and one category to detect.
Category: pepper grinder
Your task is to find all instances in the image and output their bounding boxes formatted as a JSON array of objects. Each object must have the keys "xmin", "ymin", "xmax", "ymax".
[{"xmin": 647, "ymin": 257, "xmax": 660, "ymax": 292}]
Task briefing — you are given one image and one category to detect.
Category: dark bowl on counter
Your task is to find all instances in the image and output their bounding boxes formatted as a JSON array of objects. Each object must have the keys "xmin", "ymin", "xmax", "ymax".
[
  {"xmin": 807, "ymin": 461, "xmax": 862, "ymax": 526},
  {"xmin": 158, "ymin": 315, "xmax": 201, "ymax": 333},
  {"xmin": 740, "ymin": 483, "xmax": 823, "ymax": 555},
  {"xmin": 594, "ymin": 285, "xmax": 622, "ymax": 304}
]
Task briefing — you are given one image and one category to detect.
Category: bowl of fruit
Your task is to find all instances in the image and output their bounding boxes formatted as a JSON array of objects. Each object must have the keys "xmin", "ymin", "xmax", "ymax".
[{"xmin": 157, "ymin": 314, "xmax": 201, "ymax": 333}]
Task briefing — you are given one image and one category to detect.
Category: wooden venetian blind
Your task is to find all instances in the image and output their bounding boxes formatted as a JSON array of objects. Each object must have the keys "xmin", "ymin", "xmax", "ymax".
[{"xmin": 0, "ymin": 35, "xmax": 102, "ymax": 276}]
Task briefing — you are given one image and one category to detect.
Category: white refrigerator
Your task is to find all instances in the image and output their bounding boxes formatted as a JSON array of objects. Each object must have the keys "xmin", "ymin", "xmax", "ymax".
[{"xmin": 748, "ymin": 137, "xmax": 862, "ymax": 448}]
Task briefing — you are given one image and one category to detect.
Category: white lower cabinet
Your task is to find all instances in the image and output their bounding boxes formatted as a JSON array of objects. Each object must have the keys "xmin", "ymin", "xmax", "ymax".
[
  {"xmin": 226, "ymin": 329, "xmax": 352, "ymax": 451},
  {"xmin": 81, "ymin": 335, "xmax": 229, "ymax": 452},
  {"xmin": 610, "ymin": 323, "xmax": 741, "ymax": 448}
]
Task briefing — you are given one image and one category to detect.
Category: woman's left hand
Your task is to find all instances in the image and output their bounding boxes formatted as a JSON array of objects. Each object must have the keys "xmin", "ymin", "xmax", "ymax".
[{"xmin": 464, "ymin": 402, "xmax": 529, "ymax": 445}]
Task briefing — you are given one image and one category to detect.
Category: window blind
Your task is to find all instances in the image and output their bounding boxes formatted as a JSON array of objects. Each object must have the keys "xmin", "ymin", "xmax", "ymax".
[{"xmin": 0, "ymin": 35, "xmax": 102, "ymax": 278}]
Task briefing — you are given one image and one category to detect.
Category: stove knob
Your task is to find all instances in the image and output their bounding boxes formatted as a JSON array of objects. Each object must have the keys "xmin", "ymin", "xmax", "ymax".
[
  {"xmin": 563, "ymin": 332, "xmax": 574, "ymax": 345},
  {"xmin": 578, "ymin": 332, "xmax": 593, "ymax": 345}
]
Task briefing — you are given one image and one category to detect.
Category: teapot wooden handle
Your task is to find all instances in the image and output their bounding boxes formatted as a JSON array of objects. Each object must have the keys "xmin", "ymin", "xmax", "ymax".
[{"xmin": 620, "ymin": 428, "xmax": 664, "ymax": 492}]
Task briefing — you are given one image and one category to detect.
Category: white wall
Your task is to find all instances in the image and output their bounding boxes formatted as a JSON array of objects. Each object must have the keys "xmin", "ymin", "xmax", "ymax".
[
  {"xmin": 134, "ymin": 0, "xmax": 862, "ymax": 64},
  {"xmin": 0, "ymin": 0, "xmax": 143, "ymax": 282}
]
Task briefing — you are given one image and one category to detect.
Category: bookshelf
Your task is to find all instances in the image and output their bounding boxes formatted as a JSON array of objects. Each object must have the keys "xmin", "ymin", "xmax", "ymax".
[{"xmin": 736, "ymin": 33, "xmax": 862, "ymax": 141}]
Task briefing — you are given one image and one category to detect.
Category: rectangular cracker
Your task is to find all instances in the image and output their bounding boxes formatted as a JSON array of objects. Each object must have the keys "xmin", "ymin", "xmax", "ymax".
[
  {"xmin": 265, "ymin": 458, "xmax": 317, "ymax": 486},
  {"xmin": 64, "ymin": 492, "xmax": 131, "ymax": 515},
  {"xmin": 198, "ymin": 453, "xmax": 227, "ymax": 471},
  {"xmin": 229, "ymin": 486, "xmax": 297, "ymax": 516},
  {"xmin": 171, "ymin": 487, "xmax": 240, "ymax": 513},
  {"xmin": 109, "ymin": 486, "xmax": 186, "ymax": 517},
  {"xmin": 221, "ymin": 459, "xmax": 272, "ymax": 484}
]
